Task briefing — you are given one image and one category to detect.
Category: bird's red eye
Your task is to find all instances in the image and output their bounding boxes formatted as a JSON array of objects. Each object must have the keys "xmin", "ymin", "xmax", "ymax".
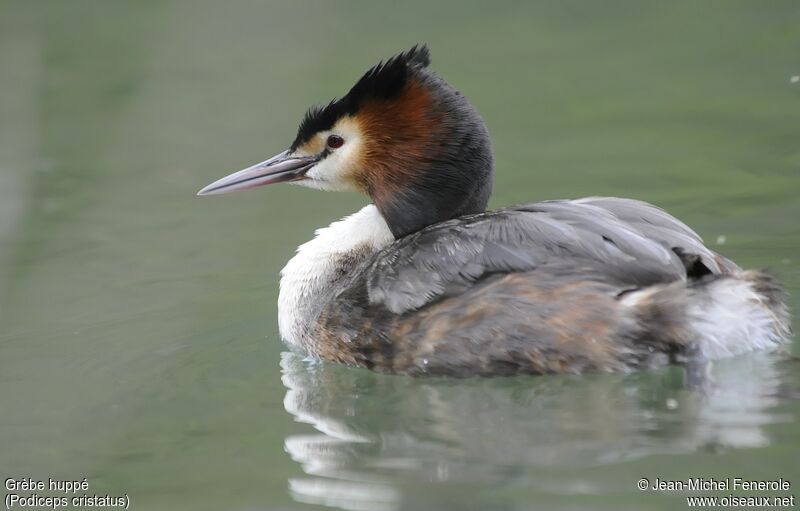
[{"xmin": 327, "ymin": 134, "xmax": 344, "ymax": 149}]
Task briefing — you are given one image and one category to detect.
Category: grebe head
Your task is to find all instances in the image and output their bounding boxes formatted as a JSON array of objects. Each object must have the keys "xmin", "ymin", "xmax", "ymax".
[{"xmin": 198, "ymin": 45, "xmax": 494, "ymax": 238}]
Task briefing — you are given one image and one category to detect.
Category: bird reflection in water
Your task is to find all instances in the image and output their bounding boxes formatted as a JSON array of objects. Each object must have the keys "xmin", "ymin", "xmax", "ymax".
[{"xmin": 280, "ymin": 352, "xmax": 794, "ymax": 511}]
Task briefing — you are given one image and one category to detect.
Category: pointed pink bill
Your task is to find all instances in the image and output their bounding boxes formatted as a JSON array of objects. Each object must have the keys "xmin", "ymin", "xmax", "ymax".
[{"xmin": 197, "ymin": 150, "xmax": 320, "ymax": 196}]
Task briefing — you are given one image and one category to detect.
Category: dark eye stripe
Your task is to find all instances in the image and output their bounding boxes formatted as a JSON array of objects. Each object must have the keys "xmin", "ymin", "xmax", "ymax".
[{"xmin": 327, "ymin": 134, "xmax": 344, "ymax": 149}]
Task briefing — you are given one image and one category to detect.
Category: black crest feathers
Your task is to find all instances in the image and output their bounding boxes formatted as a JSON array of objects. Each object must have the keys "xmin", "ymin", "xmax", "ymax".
[{"xmin": 290, "ymin": 45, "xmax": 431, "ymax": 151}]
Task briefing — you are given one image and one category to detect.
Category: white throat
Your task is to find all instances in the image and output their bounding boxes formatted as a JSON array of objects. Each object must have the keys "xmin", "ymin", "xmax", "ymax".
[{"xmin": 278, "ymin": 204, "xmax": 394, "ymax": 350}]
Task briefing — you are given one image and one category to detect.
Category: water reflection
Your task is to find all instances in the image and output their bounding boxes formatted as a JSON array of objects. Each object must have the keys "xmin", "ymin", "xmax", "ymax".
[{"xmin": 281, "ymin": 352, "xmax": 793, "ymax": 511}]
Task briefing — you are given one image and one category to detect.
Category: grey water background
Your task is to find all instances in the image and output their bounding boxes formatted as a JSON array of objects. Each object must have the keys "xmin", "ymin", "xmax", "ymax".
[{"xmin": 1, "ymin": 1, "xmax": 799, "ymax": 510}]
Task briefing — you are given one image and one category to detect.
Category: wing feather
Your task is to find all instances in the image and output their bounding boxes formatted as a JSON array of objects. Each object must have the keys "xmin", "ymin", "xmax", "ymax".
[{"xmin": 366, "ymin": 198, "xmax": 735, "ymax": 314}]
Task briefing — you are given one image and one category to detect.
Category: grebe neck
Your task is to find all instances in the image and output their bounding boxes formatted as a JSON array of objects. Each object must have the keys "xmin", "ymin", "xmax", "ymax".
[{"xmin": 278, "ymin": 204, "xmax": 393, "ymax": 350}]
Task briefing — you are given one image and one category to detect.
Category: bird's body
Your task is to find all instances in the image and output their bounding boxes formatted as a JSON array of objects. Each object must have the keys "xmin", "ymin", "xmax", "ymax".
[
  {"xmin": 200, "ymin": 46, "xmax": 790, "ymax": 377},
  {"xmin": 277, "ymin": 201, "xmax": 788, "ymax": 376}
]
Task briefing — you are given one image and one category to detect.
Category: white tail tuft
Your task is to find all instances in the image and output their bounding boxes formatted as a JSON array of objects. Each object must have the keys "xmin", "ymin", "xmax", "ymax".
[
  {"xmin": 686, "ymin": 277, "xmax": 788, "ymax": 359},
  {"xmin": 622, "ymin": 271, "xmax": 790, "ymax": 361}
]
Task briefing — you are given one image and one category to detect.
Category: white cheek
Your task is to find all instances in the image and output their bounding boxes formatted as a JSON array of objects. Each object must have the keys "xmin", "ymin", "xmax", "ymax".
[
  {"xmin": 302, "ymin": 140, "xmax": 361, "ymax": 192},
  {"xmin": 293, "ymin": 176, "xmax": 355, "ymax": 192}
]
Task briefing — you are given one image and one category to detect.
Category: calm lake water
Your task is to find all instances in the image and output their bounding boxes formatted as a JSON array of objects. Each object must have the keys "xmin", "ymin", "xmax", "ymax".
[{"xmin": 1, "ymin": 1, "xmax": 799, "ymax": 510}]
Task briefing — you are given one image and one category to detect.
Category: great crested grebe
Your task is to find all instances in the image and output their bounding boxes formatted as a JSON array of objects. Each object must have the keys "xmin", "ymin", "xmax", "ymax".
[{"xmin": 199, "ymin": 45, "xmax": 790, "ymax": 377}]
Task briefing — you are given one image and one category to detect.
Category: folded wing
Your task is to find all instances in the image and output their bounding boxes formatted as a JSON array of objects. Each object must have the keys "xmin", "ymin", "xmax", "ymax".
[{"xmin": 366, "ymin": 197, "xmax": 735, "ymax": 314}]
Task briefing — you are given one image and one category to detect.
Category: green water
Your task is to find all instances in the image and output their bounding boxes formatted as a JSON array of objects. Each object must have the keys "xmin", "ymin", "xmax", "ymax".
[{"xmin": 1, "ymin": 1, "xmax": 799, "ymax": 510}]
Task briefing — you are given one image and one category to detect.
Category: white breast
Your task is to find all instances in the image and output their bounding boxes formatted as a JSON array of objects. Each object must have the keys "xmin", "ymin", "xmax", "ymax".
[{"xmin": 278, "ymin": 204, "xmax": 394, "ymax": 351}]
